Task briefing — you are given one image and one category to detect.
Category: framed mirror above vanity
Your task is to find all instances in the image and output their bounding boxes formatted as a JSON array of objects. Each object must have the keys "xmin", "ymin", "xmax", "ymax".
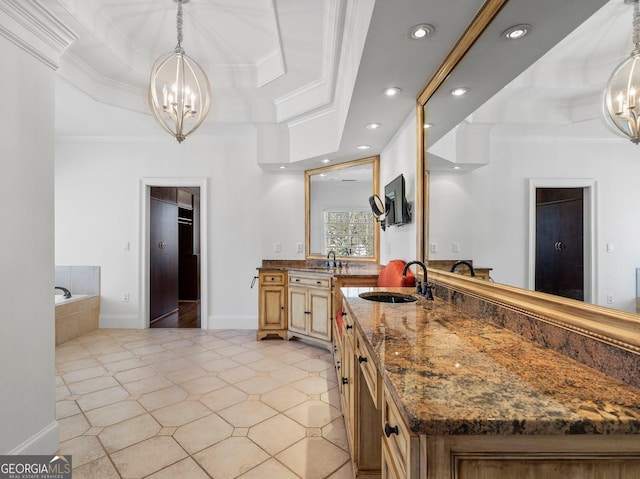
[
  {"xmin": 416, "ymin": 0, "xmax": 640, "ymax": 352},
  {"xmin": 305, "ymin": 156, "xmax": 380, "ymax": 263}
]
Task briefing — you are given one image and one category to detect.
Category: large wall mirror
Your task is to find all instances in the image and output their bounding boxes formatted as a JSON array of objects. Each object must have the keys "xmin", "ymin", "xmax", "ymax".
[
  {"xmin": 306, "ymin": 156, "xmax": 380, "ymax": 263},
  {"xmin": 418, "ymin": 0, "xmax": 640, "ymax": 350}
]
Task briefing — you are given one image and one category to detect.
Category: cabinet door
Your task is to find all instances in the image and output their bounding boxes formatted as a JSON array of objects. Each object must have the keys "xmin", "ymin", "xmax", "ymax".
[
  {"xmin": 288, "ymin": 287, "xmax": 308, "ymax": 334},
  {"xmin": 150, "ymin": 198, "xmax": 179, "ymax": 320},
  {"xmin": 309, "ymin": 289, "xmax": 331, "ymax": 341},
  {"xmin": 260, "ymin": 285, "xmax": 285, "ymax": 330}
]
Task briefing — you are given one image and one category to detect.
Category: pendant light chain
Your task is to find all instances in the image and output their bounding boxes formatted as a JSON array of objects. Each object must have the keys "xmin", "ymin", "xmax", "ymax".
[
  {"xmin": 633, "ymin": 0, "xmax": 640, "ymax": 53},
  {"xmin": 176, "ymin": 1, "xmax": 184, "ymax": 52}
]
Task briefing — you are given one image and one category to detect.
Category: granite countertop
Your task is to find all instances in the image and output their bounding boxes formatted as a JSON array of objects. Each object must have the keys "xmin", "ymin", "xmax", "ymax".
[
  {"xmin": 258, "ymin": 260, "xmax": 381, "ymax": 278},
  {"xmin": 342, "ymin": 286, "xmax": 640, "ymax": 436}
]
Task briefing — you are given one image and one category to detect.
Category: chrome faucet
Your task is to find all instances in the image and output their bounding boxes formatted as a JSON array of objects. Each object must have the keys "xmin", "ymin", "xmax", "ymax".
[
  {"xmin": 402, "ymin": 260, "xmax": 434, "ymax": 300},
  {"xmin": 327, "ymin": 251, "xmax": 337, "ymax": 268},
  {"xmin": 55, "ymin": 286, "xmax": 72, "ymax": 299},
  {"xmin": 450, "ymin": 260, "xmax": 476, "ymax": 277}
]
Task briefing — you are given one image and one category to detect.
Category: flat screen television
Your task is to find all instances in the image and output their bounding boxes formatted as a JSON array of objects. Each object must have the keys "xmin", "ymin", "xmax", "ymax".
[{"xmin": 384, "ymin": 174, "xmax": 411, "ymax": 227}]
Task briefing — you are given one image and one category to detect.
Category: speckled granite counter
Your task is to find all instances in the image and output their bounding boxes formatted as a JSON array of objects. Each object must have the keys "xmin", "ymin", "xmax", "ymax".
[
  {"xmin": 342, "ymin": 286, "xmax": 640, "ymax": 436},
  {"xmin": 259, "ymin": 259, "xmax": 381, "ymax": 278}
]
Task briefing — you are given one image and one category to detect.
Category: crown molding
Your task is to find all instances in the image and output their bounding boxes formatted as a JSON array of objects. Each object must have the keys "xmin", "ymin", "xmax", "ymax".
[{"xmin": 0, "ymin": 0, "xmax": 76, "ymax": 69}]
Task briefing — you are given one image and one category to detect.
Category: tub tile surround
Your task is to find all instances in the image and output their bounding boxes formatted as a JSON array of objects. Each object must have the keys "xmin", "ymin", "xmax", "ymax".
[
  {"xmin": 55, "ymin": 265, "xmax": 101, "ymax": 296},
  {"xmin": 55, "ymin": 329, "xmax": 353, "ymax": 479},
  {"xmin": 55, "ymin": 265, "xmax": 101, "ymax": 345},
  {"xmin": 342, "ymin": 287, "xmax": 640, "ymax": 436},
  {"xmin": 432, "ymin": 282, "xmax": 640, "ymax": 389},
  {"xmin": 55, "ymin": 295, "xmax": 101, "ymax": 345}
]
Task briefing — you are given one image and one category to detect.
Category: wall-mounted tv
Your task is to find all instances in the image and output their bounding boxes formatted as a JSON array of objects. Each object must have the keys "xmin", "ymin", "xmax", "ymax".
[{"xmin": 384, "ymin": 174, "xmax": 412, "ymax": 227}]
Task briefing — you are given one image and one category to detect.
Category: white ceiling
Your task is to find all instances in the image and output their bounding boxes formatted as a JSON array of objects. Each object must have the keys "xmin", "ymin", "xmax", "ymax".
[{"xmin": 49, "ymin": 0, "xmax": 624, "ymax": 171}]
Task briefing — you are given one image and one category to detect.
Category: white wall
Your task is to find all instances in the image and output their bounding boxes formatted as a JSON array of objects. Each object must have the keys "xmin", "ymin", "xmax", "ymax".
[
  {"xmin": 0, "ymin": 38, "xmax": 58, "ymax": 454},
  {"xmin": 55, "ymin": 88, "xmax": 305, "ymax": 330},
  {"xmin": 380, "ymin": 110, "xmax": 418, "ymax": 264},
  {"xmin": 429, "ymin": 119, "xmax": 640, "ymax": 312}
]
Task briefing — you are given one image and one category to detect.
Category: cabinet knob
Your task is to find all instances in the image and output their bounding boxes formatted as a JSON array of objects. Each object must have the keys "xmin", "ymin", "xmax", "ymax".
[
  {"xmin": 342, "ymin": 311, "xmax": 347, "ymax": 316},
  {"xmin": 384, "ymin": 423, "xmax": 399, "ymax": 437},
  {"xmin": 358, "ymin": 355, "xmax": 367, "ymax": 363},
  {"xmin": 345, "ymin": 324, "xmax": 353, "ymax": 330},
  {"xmin": 342, "ymin": 377, "xmax": 348, "ymax": 385},
  {"xmin": 158, "ymin": 241, "xmax": 167, "ymax": 249}
]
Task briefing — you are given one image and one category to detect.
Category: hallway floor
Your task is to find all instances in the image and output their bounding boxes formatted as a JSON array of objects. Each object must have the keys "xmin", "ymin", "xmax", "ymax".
[{"xmin": 55, "ymin": 329, "xmax": 353, "ymax": 479}]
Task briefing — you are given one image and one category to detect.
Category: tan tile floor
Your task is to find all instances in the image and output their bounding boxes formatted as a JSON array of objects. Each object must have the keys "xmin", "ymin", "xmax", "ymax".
[{"xmin": 56, "ymin": 329, "xmax": 354, "ymax": 479}]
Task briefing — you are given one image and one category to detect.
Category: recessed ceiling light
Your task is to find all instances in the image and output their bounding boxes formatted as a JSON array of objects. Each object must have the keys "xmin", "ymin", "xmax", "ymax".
[
  {"xmin": 279, "ymin": 166, "xmax": 287, "ymax": 169},
  {"xmin": 357, "ymin": 145, "xmax": 371, "ymax": 150},
  {"xmin": 450, "ymin": 87, "xmax": 469, "ymax": 97},
  {"xmin": 502, "ymin": 24, "xmax": 531, "ymax": 40},
  {"xmin": 452, "ymin": 166, "xmax": 462, "ymax": 170},
  {"xmin": 383, "ymin": 87, "xmax": 402, "ymax": 97},
  {"xmin": 424, "ymin": 123, "xmax": 433, "ymax": 129},
  {"xmin": 319, "ymin": 173, "xmax": 326, "ymax": 177},
  {"xmin": 366, "ymin": 123, "xmax": 382, "ymax": 130},
  {"xmin": 321, "ymin": 158, "xmax": 330, "ymax": 163},
  {"xmin": 408, "ymin": 23, "xmax": 435, "ymax": 40}
]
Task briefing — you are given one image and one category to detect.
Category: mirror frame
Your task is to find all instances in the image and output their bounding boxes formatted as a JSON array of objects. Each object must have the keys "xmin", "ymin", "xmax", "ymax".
[
  {"xmin": 305, "ymin": 155, "xmax": 380, "ymax": 264},
  {"xmin": 416, "ymin": 0, "xmax": 640, "ymax": 353}
]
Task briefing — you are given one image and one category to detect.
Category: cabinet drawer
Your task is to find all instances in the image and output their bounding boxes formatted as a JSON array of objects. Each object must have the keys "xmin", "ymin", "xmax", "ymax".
[
  {"xmin": 260, "ymin": 271, "xmax": 285, "ymax": 285},
  {"xmin": 382, "ymin": 385, "xmax": 418, "ymax": 479},
  {"xmin": 356, "ymin": 327, "xmax": 380, "ymax": 408},
  {"xmin": 341, "ymin": 300, "xmax": 355, "ymax": 344},
  {"xmin": 289, "ymin": 274, "xmax": 331, "ymax": 289}
]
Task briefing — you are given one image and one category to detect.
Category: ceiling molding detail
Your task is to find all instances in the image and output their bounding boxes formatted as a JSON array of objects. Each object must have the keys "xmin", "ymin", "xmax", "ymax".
[{"xmin": 0, "ymin": 0, "xmax": 76, "ymax": 69}]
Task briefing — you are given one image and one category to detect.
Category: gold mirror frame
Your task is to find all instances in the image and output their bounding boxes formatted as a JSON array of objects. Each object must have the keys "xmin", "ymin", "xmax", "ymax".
[
  {"xmin": 305, "ymin": 156, "xmax": 380, "ymax": 263},
  {"xmin": 416, "ymin": 0, "xmax": 640, "ymax": 354}
]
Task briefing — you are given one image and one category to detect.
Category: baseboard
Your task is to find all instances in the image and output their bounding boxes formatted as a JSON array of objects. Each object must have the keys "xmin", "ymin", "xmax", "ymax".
[
  {"xmin": 206, "ymin": 315, "xmax": 256, "ymax": 330},
  {"xmin": 5, "ymin": 421, "xmax": 59, "ymax": 455},
  {"xmin": 99, "ymin": 314, "xmax": 140, "ymax": 329}
]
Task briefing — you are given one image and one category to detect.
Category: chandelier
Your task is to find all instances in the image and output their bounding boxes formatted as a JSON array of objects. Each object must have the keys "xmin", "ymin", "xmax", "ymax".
[
  {"xmin": 148, "ymin": 0, "xmax": 211, "ymax": 143},
  {"xmin": 602, "ymin": 0, "xmax": 640, "ymax": 144}
]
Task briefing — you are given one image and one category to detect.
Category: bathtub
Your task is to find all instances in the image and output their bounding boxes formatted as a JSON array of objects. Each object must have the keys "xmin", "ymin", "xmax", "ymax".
[{"xmin": 55, "ymin": 294, "xmax": 100, "ymax": 345}]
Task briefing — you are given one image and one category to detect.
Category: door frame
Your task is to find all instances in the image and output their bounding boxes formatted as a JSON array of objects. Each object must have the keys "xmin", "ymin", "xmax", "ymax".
[
  {"xmin": 528, "ymin": 178, "xmax": 596, "ymax": 303},
  {"xmin": 139, "ymin": 177, "xmax": 209, "ymax": 329}
]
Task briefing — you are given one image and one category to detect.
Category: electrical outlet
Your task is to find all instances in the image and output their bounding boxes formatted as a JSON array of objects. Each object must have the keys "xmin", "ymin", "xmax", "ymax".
[
  {"xmin": 606, "ymin": 293, "xmax": 614, "ymax": 304},
  {"xmin": 430, "ymin": 242, "xmax": 438, "ymax": 253},
  {"xmin": 122, "ymin": 241, "xmax": 130, "ymax": 252},
  {"xmin": 452, "ymin": 242, "xmax": 461, "ymax": 253},
  {"xmin": 122, "ymin": 292, "xmax": 129, "ymax": 302},
  {"xmin": 296, "ymin": 242, "xmax": 303, "ymax": 253},
  {"xmin": 274, "ymin": 242, "xmax": 281, "ymax": 253}
]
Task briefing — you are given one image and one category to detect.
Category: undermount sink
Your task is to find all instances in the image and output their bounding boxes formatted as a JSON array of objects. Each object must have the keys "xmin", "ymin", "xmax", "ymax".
[{"xmin": 358, "ymin": 292, "xmax": 418, "ymax": 303}]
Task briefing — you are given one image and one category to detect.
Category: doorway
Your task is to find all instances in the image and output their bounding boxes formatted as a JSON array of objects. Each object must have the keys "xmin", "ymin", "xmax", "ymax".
[
  {"xmin": 149, "ymin": 186, "xmax": 201, "ymax": 328},
  {"xmin": 139, "ymin": 178, "xmax": 209, "ymax": 329},
  {"xmin": 528, "ymin": 179, "xmax": 595, "ymax": 303}
]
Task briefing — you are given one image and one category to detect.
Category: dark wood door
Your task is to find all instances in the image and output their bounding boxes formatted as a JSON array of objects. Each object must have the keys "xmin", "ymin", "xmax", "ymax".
[
  {"xmin": 535, "ymin": 188, "xmax": 584, "ymax": 301},
  {"xmin": 150, "ymin": 198, "xmax": 179, "ymax": 320}
]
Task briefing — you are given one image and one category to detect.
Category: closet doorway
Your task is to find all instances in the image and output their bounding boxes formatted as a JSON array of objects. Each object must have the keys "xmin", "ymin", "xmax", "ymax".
[
  {"xmin": 140, "ymin": 179, "xmax": 208, "ymax": 329},
  {"xmin": 528, "ymin": 179, "xmax": 595, "ymax": 304}
]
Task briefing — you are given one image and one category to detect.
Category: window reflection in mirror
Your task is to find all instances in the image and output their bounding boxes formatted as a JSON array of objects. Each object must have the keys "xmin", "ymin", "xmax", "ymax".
[{"xmin": 305, "ymin": 156, "xmax": 380, "ymax": 262}]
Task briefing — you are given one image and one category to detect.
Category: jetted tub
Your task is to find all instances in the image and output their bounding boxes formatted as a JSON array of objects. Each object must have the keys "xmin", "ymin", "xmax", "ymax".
[{"xmin": 55, "ymin": 294, "xmax": 100, "ymax": 345}]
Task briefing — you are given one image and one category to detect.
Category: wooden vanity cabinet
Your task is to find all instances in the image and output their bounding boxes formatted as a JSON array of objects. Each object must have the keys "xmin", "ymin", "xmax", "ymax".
[
  {"xmin": 380, "ymin": 378, "xmax": 640, "ymax": 479},
  {"xmin": 287, "ymin": 271, "xmax": 333, "ymax": 349},
  {"xmin": 381, "ymin": 384, "xmax": 419, "ymax": 479},
  {"xmin": 257, "ymin": 270, "xmax": 288, "ymax": 340}
]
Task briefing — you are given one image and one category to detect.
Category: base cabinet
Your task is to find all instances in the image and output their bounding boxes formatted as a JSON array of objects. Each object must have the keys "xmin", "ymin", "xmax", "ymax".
[
  {"xmin": 288, "ymin": 272, "xmax": 332, "ymax": 349},
  {"xmin": 257, "ymin": 270, "xmax": 287, "ymax": 340},
  {"xmin": 380, "ymin": 381, "xmax": 640, "ymax": 479}
]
